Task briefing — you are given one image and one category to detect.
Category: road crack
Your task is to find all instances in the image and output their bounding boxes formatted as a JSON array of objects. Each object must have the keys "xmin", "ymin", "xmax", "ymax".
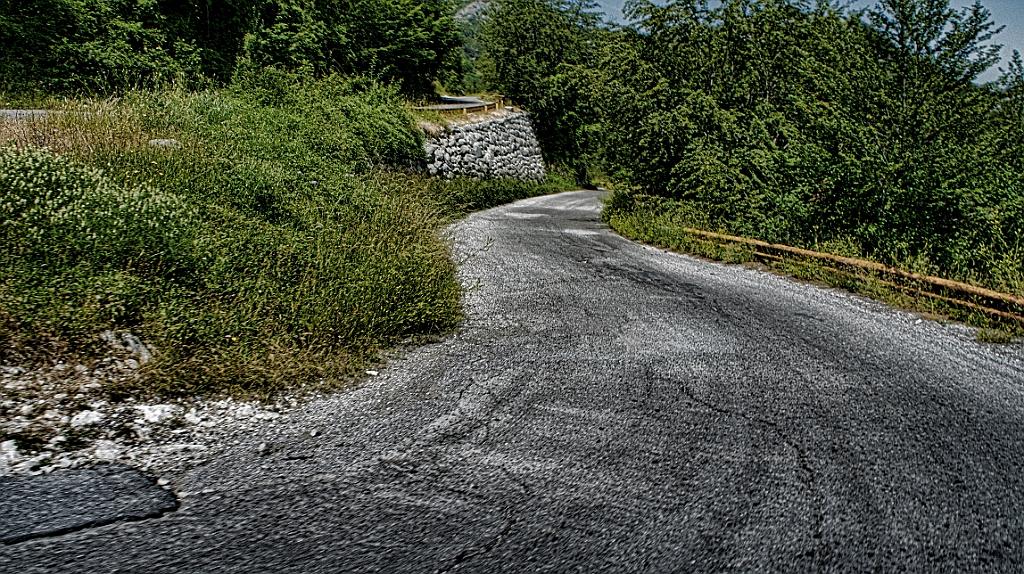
[{"xmin": 669, "ymin": 374, "xmax": 826, "ymax": 563}]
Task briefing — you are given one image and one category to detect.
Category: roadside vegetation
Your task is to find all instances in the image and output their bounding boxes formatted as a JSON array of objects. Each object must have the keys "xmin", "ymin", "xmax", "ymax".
[
  {"xmin": 0, "ymin": 73, "xmax": 572, "ymax": 398},
  {"xmin": 0, "ymin": 0, "xmax": 462, "ymax": 97},
  {"xmin": 0, "ymin": 0, "xmax": 574, "ymax": 400},
  {"xmin": 479, "ymin": 0, "xmax": 1024, "ymax": 336}
]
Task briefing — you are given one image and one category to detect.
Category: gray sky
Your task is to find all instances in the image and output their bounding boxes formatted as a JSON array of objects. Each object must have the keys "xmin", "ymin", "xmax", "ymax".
[{"xmin": 594, "ymin": 0, "xmax": 1022, "ymax": 82}]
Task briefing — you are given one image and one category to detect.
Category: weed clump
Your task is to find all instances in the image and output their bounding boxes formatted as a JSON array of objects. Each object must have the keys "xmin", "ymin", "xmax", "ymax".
[
  {"xmin": 1, "ymin": 146, "xmax": 197, "ymax": 364},
  {"xmin": 1, "ymin": 146, "xmax": 196, "ymax": 272}
]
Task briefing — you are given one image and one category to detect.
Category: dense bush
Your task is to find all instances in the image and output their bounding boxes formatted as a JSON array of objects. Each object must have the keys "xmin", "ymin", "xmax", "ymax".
[
  {"xmin": 479, "ymin": 0, "xmax": 603, "ymax": 183},
  {"xmin": 0, "ymin": 0, "xmax": 460, "ymax": 96},
  {"xmin": 0, "ymin": 146, "xmax": 199, "ymax": 360},
  {"xmin": 0, "ymin": 0, "xmax": 204, "ymax": 92},
  {"xmin": 236, "ymin": 0, "xmax": 461, "ymax": 96},
  {"xmin": 591, "ymin": 0, "xmax": 1023, "ymax": 291},
  {"xmin": 0, "ymin": 147, "xmax": 196, "ymax": 270},
  {"xmin": 481, "ymin": 0, "xmax": 1021, "ymax": 291}
]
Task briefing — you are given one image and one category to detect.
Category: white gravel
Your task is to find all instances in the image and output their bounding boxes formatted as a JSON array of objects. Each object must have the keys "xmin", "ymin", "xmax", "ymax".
[{"xmin": 0, "ymin": 330, "xmax": 334, "ymax": 482}]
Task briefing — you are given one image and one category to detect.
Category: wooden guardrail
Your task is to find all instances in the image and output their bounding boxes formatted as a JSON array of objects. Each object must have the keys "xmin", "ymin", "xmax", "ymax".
[{"xmin": 680, "ymin": 227, "xmax": 1024, "ymax": 325}]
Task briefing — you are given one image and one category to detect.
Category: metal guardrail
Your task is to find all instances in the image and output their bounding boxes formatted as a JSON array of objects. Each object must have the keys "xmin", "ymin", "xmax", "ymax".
[
  {"xmin": 414, "ymin": 95, "xmax": 507, "ymax": 115},
  {"xmin": 680, "ymin": 227, "xmax": 1024, "ymax": 325}
]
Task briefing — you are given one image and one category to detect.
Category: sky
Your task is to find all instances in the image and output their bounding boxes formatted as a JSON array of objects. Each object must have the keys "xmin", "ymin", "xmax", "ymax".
[{"xmin": 593, "ymin": 0, "xmax": 1023, "ymax": 83}]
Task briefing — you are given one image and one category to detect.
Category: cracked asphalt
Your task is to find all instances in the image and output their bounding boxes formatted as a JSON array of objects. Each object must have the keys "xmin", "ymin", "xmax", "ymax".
[{"xmin": 3, "ymin": 190, "xmax": 1024, "ymax": 572}]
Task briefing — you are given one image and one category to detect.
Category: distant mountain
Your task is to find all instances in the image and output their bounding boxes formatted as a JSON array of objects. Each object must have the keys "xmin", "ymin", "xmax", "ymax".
[
  {"xmin": 455, "ymin": 0, "xmax": 488, "ymax": 92},
  {"xmin": 455, "ymin": 0, "xmax": 489, "ymax": 21}
]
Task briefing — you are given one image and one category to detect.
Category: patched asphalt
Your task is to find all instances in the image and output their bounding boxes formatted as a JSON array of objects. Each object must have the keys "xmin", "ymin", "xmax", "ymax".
[
  {"xmin": 2, "ymin": 190, "xmax": 1023, "ymax": 572},
  {"xmin": 0, "ymin": 464, "xmax": 178, "ymax": 545}
]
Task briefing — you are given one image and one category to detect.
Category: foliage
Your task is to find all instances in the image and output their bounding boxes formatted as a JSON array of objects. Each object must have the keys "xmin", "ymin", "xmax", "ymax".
[
  {"xmin": 0, "ymin": 77, "xmax": 566, "ymax": 397},
  {"xmin": 0, "ymin": 0, "xmax": 204, "ymax": 93},
  {"xmin": 0, "ymin": 146, "xmax": 199, "ymax": 361},
  {"xmin": 479, "ymin": 0, "xmax": 604, "ymax": 183},
  {"xmin": 594, "ymin": 0, "xmax": 1024, "ymax": 294},
  {"xmin": 0, "ymin": 0, "xmax": 461, "ymax": 96},
  {"xmin": 0, "ymin": 146, "xmax": 196, "ymax": 275},
  {"xmin": 602, "ymin": 192, "xmax": 1024, "ymax": 335},
  {"xmin": 456, "ymin": 9, "xmax": 488, "ymax": 93},
  {"xmin": 237, "ymin": 0, "xmax": 461, "ymax": 96}
]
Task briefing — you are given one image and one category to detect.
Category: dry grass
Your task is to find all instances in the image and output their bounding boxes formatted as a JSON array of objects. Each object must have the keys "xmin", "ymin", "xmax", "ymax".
[
  {"xmin": 413, "ymin": 106, "xmax": 519, "ymax": 136},
  {"xmin": 0, "ymin": 102, "xmax": 149, "ymax": 155}
]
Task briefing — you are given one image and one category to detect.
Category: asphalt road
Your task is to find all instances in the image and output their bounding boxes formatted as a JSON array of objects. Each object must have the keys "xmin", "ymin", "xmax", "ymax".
[{"xmin": 3, "ymin": 190, "xmax": 1024, "ymax": 572}]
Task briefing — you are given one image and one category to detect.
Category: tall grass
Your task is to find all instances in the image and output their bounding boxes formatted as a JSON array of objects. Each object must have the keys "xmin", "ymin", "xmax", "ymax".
[{"xmin": 0, "ymin": 72, "xmax": 573, "ymax": 398}]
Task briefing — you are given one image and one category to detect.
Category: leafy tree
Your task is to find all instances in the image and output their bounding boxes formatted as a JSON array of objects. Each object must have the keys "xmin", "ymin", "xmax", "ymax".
[
  {"xmin": 154, "ymin": 0, "xmax": 261, "ymax": 81},
  {"xmin": 0, "ymin": 0, "xmax": 202, "ymax": 92},
  {"xmin": 335, "ymin": 0, "xmax": 460, "ymax": 96},
  {"xmin": 456, "ymin": 10, "xmax": 487, "ymax": 92},
  {"xmin": 0, "ymin": 0, "xmax": 461, "ymax": 96},
  {"xmin": 237, "ymin": 0, "xmax": 331, "ymax": 75},
  {"xmin": 593, "ymin": 0, "xmax": 1020, "ymax": 282},
  {"xmin": 480, "ymin": 0, "xmax": 603, "ymax": 184}
]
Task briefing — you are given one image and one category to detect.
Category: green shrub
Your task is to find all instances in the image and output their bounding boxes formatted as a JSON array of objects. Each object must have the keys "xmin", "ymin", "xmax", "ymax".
[
  {"xmin": 480, "ymin": 0, "xmax": 604, "ymax": 184},
  {"xmin": 589, "ymin": 0, "xmax": 1024, "ymax": 294},
  {"xmin": 0, "ymin": 146, "xmax": 198, "ymax": 362},
  {"xmin": 0, "ymin": 146, "xmax": 196, "ymax": 274},
  {"xmin": 0, "ymin": 0, "xmax": 203, "ymax": 93}
]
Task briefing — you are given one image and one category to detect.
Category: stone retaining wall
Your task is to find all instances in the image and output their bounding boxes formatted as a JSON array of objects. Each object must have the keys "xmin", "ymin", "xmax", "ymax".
[{"xmin": 423, "ymin": 112, "xmax": 545, "ymax": 181}]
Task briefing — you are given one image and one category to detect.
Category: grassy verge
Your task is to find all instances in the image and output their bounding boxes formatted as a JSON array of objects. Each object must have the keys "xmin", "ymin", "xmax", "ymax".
[
  {"xmin": 0, "ymin": 72, "xmax": 575, "ymax": 400},
  {"xmin": 603, "ymin": 191, "xmax": 1024, "ymax": 342}
]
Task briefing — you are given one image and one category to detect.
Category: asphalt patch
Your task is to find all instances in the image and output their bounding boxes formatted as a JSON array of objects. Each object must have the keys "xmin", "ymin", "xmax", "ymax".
[{"xmin": 0, "ymin": 463, "xmax": 178, "ymax": 544}]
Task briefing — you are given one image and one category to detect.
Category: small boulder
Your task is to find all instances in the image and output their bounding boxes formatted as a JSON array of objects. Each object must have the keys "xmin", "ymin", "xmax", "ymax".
[
  {"xmin": 93, "ymin": 440, "xmax": 121, "ymax": 460},
  {"xmin": 136, "ymin": 404, "xmax": 179, "ymax": 424},
  {"xmin": 70, "ymin": 410, "xmax": 104, "ymax": 428}
]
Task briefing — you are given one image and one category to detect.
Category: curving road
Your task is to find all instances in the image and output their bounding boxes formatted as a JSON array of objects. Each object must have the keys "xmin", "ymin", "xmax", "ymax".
[{"xmin": 4, "ymin": 190, "xmax": 1024, "ymax": 572}]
